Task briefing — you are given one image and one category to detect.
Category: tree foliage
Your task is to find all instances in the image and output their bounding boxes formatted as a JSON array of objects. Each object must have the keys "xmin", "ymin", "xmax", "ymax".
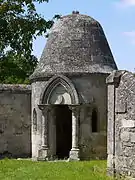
[{"xmin": 0, "ymin": 0, "xmax": 60, "ymax": 83}]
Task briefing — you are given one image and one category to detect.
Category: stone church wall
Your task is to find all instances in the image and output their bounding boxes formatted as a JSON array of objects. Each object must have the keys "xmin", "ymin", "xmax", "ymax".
[
  {"xmin": 0, "ymin": 84, "xmax": 31, "ymax": 158},
  {"xmin": 32, "ymin": 73, "xmax": 108, "ymax": 160},
  {"xmin": 31, "ymin": 81, "xmax": 47, "ymax": 159},
  {"xmin": 72, "ymin": 74, "xmax": 108, "ymax": 160},
  {"xmin": 107, "ymin": 70, "xmax": 135, "ymax": 178}
]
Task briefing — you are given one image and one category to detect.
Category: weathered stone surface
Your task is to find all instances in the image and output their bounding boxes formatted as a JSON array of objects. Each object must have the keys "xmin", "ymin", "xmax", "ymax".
[
  {"xmin": 69, "ymin": 148, "xmax": 80, "ymax": 161},
  {"xmin": 0, "ymin": 13, "xmax": 118, "ymax": 162},
  {"xmin": 30, "ymin": 13, "xmax": 117, "ymax": 81},
  {"xmin": 120, "ymin": 131, "xmax": 130, "ymax": 142},
  {"xmin": 130, "ymin": 133, "xmax": 135, "ymax": 143},
  {"xmin": 30, "ymin": 13, "xmax": 118, "ymax": 161},
  {"xmin": 122, "ymin": 120, "xmax": 135, "ymax": 128},
  {"xmin": 107, "ymin": 71, "xmax": 135, "ymax": 178},
  {"xmin": 0, "ymin": 84, "xmax": 31, "ymax": 92},
  {"xmin": 0, "ymin": 84, "xmax": 31, "ymax": 158},
  {"xmin": 32, "ymin": 74, "xmax": 109, "ymax": 160}
]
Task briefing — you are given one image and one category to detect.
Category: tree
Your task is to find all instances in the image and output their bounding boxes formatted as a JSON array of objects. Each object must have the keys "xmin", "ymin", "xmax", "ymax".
[
  {"xmin": 0, "ymin": 0, "xmax": 60, "ymax": 84},
  {"xmin": 0, "ymin": 52, "xmax": 38, "ymax": 83}
]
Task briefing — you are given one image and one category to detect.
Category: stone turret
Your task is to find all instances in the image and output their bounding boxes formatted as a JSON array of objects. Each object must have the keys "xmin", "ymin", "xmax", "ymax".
[
  {"xmin": 31, "ymin": 13, "xmax": 118, "ymax": 161},
  {"xmin": 30, "ymin": 13, "xmax": 117, "ymax": 81}
]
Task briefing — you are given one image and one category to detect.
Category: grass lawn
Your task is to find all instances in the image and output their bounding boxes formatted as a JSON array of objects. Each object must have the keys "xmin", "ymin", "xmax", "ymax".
[{"xmin": 0, "ymin": 159, "xmax": 113, "ymax": 180}]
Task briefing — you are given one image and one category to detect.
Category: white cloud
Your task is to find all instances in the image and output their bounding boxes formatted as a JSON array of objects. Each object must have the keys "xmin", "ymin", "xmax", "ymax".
[
  {"xmin": 123, "ymin": 31, "xmax": 135, "ymax": 44},
  {"xmin": 123, "ymin": 0, "xmax": 135, "ymax": 5},
  {"xmin": 114, "ymin": 0, "xmax": 135, "ymax": 8},
  {"xmin": 124, "ymin": 31, "xmax": 135, "ymax": 36}
]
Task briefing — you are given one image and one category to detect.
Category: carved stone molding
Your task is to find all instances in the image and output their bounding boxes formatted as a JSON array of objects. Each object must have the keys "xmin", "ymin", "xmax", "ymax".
[
  {"xmin": 39, "ymin": 75, "xmax": 79, "ymax": 105},
  {"xmin": 38, "ymin": 104, "xmax": 52, "ymax": 113},
  {"xmin": 68, "ymin": 105, "xmax": 80, "ymax": 116},
  {"xmin": 106, "ymin": 70, "xmax": 126, "ymax": 87}
]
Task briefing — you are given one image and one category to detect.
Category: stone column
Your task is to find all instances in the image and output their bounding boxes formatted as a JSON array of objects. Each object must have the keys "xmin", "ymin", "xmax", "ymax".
[
  {"xmin": 107, "ymin": 83, "xmax": 115, "ymax": 175},
  {"xmin": 49, "ymin": 107, "xmax": 56, "ymax": 159},
  {"xmin": 69, "ymin": 105, "xmax": 80, "ymax": 161},
  {"xmin": 106, "ymin": 71, "xmax": 122, "ymax": 176},
  {"xmin": 38, "ymin": 105, "xmax": 50, "ymax": 161}
]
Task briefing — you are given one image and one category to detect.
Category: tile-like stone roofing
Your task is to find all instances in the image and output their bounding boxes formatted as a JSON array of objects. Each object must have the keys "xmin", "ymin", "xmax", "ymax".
[{"xmin": 30, "ymin": 13, "xmax": 117, "ymax": 80}]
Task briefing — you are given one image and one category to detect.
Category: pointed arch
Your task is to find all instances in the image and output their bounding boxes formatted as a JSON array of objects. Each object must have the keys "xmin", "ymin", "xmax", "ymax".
[{"xmin": 39, "ymin": 75, "xmax": 79, "ymax": 105}]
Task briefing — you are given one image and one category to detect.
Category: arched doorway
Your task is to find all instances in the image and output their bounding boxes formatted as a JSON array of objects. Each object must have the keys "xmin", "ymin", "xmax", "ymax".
[
  {"xmin": 38, "ymin": 75, "xmax": 80, "ymax": 160},
  {"xmin": 55, "ymin": 105, "xmax": 72, "ymax": 159}
]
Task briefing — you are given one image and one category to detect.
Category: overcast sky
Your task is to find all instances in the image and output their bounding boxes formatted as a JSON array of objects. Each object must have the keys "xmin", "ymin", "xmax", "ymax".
[{"xmin": 33, "ymin": 0, "xmax": 134, "ymax": 72}]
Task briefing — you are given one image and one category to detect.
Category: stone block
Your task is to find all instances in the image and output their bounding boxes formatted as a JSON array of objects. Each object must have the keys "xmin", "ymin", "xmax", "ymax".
[
  {"xmin": 116, "ymin": 102, "xmax": 127, "ymax": 113},
  {"xmin": 69, "ymin": 149, "xmax": 80, "ymax": 161},
  {"xmin": 107, "ymin": 154, "xmax": 115, "ymax": 169},
  {"xmin": 38, "ymin": 148, "xmax": 49, "ymax": 161},
  {"xmin": 120, "ymin": 132, "xmax": 130, "ymax": 142},
  {"xmin": 130, "ymin": 133, "xmax": 135, "ymax": 143},
  {"xmin": 122, "ymin": 120, "xmax": 135, "ymax": 128}
]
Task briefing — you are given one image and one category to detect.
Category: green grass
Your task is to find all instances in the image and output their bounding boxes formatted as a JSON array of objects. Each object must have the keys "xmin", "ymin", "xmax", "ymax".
[{"xmin": 0, "ymin": 159, "xmax": 113, "ymax": 180}]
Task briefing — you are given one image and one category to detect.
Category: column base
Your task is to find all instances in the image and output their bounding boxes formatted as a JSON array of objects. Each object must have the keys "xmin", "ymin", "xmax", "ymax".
[
  {"xmin": 69, "ymin": 148, "xmax": 80, "ymax": 161},
  {"xmin": 32, "ymin": 156, "xmax": 38, "ymax": 161},
  {"xmin": 107, "ymin": 168, "xmax": 116, "ymax": 177},
  {"xmin": 37, "ymin": 148, "xmax": 49, "ymax": 161},
  {"xmin": 107, "ymin": 154, "xmax": 116, "ymax": 177}
]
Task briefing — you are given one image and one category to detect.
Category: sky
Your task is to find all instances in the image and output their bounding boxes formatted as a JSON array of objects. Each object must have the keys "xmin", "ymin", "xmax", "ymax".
[{"xmin": 33, "ymin": 0, "xmax": 135, "ymax": 72}]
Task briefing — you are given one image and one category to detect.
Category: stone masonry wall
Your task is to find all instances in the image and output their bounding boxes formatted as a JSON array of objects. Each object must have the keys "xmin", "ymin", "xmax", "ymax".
[
  {"xmin": 31, "ymin": 81, "xmax": 48, "ymax": 159},
  {"xmin": 0, "ymin": 84, "xmax": 31, "ymax": 158},
  {"xmin": 32, "ymin": 74, "xmax": 107, "ymax": 160},
  {"xmin": 107, "ymin": 70, "xmax": 135, "ymax": 178},
  {"xmin": 72, "ymin": 74, "xmax": 107, "ymax": 160}
]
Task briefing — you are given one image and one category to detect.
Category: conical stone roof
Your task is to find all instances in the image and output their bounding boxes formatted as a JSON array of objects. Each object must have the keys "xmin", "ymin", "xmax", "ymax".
[{"xmin": 30, "ymin": 12, "xmax": 117, "ymax": 80}]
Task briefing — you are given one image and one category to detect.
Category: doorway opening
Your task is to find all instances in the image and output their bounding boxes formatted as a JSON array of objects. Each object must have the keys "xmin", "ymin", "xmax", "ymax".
[{"xmin": 55, "ymin": 105, "xmax": 72, "ymax": 159}]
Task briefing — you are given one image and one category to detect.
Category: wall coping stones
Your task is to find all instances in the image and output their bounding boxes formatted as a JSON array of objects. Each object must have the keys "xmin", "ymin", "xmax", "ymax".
[
  {"xmin": 0, "ymin": 84, "xmax": 31, "ymax": 93},
  {"xmin": 106, "ymin": 70, "xmax": 126, "ymax": 86},
  {"xmin": 30, "ymin": 72, "xmax": 109, "ymax": 82}
]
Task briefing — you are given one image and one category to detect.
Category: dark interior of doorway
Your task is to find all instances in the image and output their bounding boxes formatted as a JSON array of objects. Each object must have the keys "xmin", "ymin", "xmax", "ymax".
[{"xmin": 55, "ymin": 105, "xmax": 72, "ymax": 159}]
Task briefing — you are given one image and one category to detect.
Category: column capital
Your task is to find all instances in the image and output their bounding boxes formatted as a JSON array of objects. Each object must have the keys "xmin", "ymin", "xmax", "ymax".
[
  {"xmin": 38, "ymin": 104, "xmax": 52, "ymax": 112},
  {"xmin": 68, "ymin": 105, "xmax": 80, "ymax": 113}
]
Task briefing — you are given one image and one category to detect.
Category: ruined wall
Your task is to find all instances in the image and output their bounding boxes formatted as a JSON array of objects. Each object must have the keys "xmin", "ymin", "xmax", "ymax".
[
  {"xmin": 107, "ymin": 70, "xmax": 135, "ymax": 178},
  {"xmin": 0, "ymin": 84, "xmax": 31, "ymax": 158}
]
